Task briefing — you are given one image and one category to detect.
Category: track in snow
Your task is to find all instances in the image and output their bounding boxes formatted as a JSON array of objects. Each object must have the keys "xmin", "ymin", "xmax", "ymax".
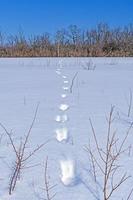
[{"xmin": 54, "ymin": 62, "xmax": 77, "ymax": 186}]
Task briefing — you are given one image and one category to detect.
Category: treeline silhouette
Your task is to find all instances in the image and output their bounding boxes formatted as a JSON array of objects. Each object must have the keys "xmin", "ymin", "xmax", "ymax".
[{"xmin": 0, "ymin": 23, "xmax": 133, "ymax": 57}]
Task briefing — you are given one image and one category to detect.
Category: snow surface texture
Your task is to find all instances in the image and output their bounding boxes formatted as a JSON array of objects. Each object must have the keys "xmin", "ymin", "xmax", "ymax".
[{"xmin": 0, "ymin": 58, "xmax": 133, "ymax": 199}]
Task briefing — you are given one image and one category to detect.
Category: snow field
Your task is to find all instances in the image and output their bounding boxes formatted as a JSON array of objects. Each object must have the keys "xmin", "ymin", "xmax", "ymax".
[{"xmin": 0, "ymin": 58, "xmax": 133, "ymax": 199}]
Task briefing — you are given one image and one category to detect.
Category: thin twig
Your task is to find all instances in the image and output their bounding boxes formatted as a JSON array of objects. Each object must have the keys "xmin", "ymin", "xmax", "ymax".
[{"xmin": 70, "ymin": 72, "xmax": 78, "ymax": 93}]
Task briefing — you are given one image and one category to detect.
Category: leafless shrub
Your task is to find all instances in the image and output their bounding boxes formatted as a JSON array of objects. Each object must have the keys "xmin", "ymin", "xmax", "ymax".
[
  {"xmin": 85, "ymin": 106, "xmax": 133, "ymax": 200},
  {"xmin": 0, "ymin": 104, "xmax": 48, "ymax": 195},
  {"xmin": 108, "ymin": 59, "xmax": 118, "ymax": 66},
  {"xmin": 1, "ymin": 23, "xmax": 133, "ymax": 57},
  {"xmin": 82, "ymin": 60, "xmax": 96, "ymax": 70}
]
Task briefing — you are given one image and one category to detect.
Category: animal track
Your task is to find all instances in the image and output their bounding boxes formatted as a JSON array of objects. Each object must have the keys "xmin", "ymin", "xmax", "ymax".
[
  {"xmin": 62, "ymin": 86, "xmax": 69, "ymax": 91},
  {"xmin": 55, "ymin": 127, "xmax": 68, "ymax": 142},
  {"xmin": 55, "ymin": 114, "xmax": 68, "ymax": 122},
  {"xmin": 64, "ymin": 80, "xmax": 69, "ymax": 84},
  {"xmin": 55, "ymin": 115, "xmax": 61, "ymax": 122},
  {"xmin": 62, "ymin": 75, "xmax": 67, "ymax": 79},
  {"xmin": 59, "ymin": 104, "xmax": 69, "ymax": 111},
  {"xmin": 60, "ymin": 159, "xmax": 77, "ymax": 186},
  {"xmin": 55, "ymin": 64, "xmax": 77, "ymax": 187},
  {"xmin": 61, "ymin": 94, "xmax": 67, "ymax": 98},
  {"xmin": 56, "ymin": 70, "xmax": 61, "ymax": 75}
]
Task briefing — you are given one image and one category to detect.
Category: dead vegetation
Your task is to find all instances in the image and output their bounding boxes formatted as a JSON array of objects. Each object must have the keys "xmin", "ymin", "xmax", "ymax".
[
  {"xmin": 70, "ymin": 72, "xmax": 78, "ymax": 93},
  {"xmin": 85, "ymin": 106, "xmax": 133, "ymax": 200},
  {"xmin": 0, "ymin": 104, "xmax": 48, "ymax": 195},
  {"xmin": 0, "ymin": 23, "xmax": 133, "ymax": 57},
  {"xmin": 42, "ymin": 157, "xmax": 57, "ymax": 200}
]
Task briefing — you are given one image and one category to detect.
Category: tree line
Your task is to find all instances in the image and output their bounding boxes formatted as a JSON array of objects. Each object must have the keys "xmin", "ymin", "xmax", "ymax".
[{"xmin": 0, "ymin": 23, "xmax": 133, "ymax": 57}]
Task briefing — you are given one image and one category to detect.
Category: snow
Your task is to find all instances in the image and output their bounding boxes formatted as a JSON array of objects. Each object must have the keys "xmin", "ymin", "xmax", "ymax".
[
  {"xmin": 62, "ymin": 75, "xmax": 67, "ymax": 79},
  {"xmin": 59, "ymin": 104, "xmax": 69, "ymax": 111},
  {"xmin": 55, "ymin": 127, "xmax": 68, "ymax": 142},
  {"xmin": 61, "ymin": 94, "xmax": 67, "ymax": 98},
  {"xmin": 62, "ymin": 86, "xmax": 69, "ymax": 91},
  {"xmin": 64, "ymin": 80, "xmax": 69, "ymax": 84},
  {"xmin": 55, "ymin": 114, "xmax": 68, "ymax": 123},
  {"xmin": 0, "ymin": 57, "xmax": 133, "ymax": 199},
  {"xmin": 60, "ymin": 159, "xmax": 77, "ymax": 186}
]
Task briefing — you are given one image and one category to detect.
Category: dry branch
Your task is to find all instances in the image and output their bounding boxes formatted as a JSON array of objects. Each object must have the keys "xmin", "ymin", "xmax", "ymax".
[
  {"xmin": 127, "ymin": 89, "xmax": 132, "ymax": 117},
  {"xmin": 0, "ymin": 104, "xmax": 48, "ymax": 195},
  {"xmin": 42, "ymin": 157, "xmax": 57, "ymax": 200},
  {"xmin": 70, "ymin": 72, "xmax": 78, "ymax": 93},
  {"xmin": 85, "ymin": 106, "xmax": 133, "ymax": 200}
]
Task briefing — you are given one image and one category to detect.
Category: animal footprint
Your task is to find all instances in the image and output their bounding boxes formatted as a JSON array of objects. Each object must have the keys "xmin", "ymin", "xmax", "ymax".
[
  {"xmin": 55, "ymin": 114, "xmax": 68, "ymax": 122},
  {"xmin": 64, "ymin": 80, "xmax": 69, "ymax": 84},
  {"xmin": 55, "ymin": 127, "xmax": 68, "ymax": 142},
  {"xmin": 55, "ymin": 115, "xmax": 61, "ymax": 122},
  {"xmin": 62, "ymin": 75, "xmax": 67, "ymax": 79},
  {"xmin": 56, "ymin": 70, "xmax": 61, "ymax": 75},
  {"xmin": 59, "ymin": 104, "xmax": 69, "ymax": 111},
  {"xmin": 60, "ymin": 159, "xmax": 77, "ymax": 186},
  {"xmin": 62, "ymin": 86, "xmax": 69, "ymax": 91},
  {"xmin": 61, "ymin": 94, "xmax": 67, "ymax": 98}
]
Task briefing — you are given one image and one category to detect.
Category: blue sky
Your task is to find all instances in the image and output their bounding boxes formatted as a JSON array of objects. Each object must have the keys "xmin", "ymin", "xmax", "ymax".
[{"xmin": 0, "ymin": 0, "xmax": 133, "ymax": 35}]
